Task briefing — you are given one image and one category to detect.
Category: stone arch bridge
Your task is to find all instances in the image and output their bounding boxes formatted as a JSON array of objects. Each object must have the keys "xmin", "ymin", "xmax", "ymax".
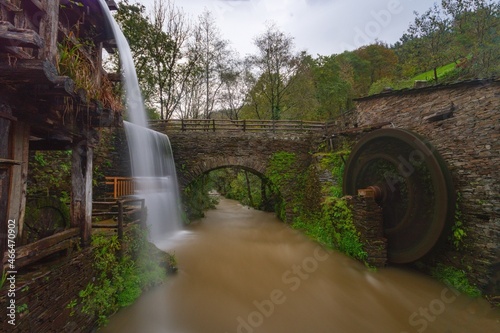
[
  {"xmin": 149, "ymin": 119, "xmax": 335, "ymax": 221},
  {"xmin": 150, "ymin": 119, "xmax": 332, "ymax": 187}
]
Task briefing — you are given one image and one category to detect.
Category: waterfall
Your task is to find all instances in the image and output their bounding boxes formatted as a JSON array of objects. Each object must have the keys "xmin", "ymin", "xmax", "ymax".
[{"xmin": 98, "ymin": 0, "xmax": 182, "ymax": 240}]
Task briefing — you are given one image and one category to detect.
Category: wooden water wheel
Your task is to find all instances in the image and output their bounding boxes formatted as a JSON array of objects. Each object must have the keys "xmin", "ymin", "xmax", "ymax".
[{"xmin": 343, "ymin": 128, "xmax": 455, "ymax": 263}]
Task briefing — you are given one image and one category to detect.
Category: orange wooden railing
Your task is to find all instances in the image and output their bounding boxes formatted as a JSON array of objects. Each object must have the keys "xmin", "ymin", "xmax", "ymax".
[{"xmin": 105, "ymin": 176, "xmax": 135, "ymax": 199}]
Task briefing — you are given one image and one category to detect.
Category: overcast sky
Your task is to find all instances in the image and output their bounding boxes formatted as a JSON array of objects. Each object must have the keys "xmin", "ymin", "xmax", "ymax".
[{"xmin": 140, "ymin": 0, "xmax": 438, "ymax": 57}]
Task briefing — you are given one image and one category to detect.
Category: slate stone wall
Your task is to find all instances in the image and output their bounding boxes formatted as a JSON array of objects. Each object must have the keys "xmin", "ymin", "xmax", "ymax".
[{"xmin": 0, "ymin": 248, "xmax": 97, "ymax": 333}]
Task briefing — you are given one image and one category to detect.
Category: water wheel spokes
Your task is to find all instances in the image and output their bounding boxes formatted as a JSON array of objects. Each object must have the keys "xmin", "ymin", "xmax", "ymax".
[{"xmin": 343, "ymin": 128, "xmax": 455, "ymax": 263}]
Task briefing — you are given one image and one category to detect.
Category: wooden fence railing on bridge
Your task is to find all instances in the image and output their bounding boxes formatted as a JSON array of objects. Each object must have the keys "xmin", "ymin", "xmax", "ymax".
[{"xmin": 150, "ymin": 119, "xmax": 331, "ymax": 133}]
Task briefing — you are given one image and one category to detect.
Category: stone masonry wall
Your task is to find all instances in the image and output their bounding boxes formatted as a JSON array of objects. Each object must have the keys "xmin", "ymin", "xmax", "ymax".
[
  {"xmin": 0, "ymin": 248, "xmax": 97, "ymax": 332},
  {"xmin": 352, "ymin": 79, "xmax": 500, "ymax": 294}
]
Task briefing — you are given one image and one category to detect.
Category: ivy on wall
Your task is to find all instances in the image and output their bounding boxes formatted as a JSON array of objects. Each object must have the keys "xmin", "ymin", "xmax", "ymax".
[{"xmin": 265, "ymin": 150, "xmax": 367, "ymax": 263}]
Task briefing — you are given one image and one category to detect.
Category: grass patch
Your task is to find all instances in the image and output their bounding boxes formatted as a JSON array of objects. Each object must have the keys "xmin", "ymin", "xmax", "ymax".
[
  {"xmin": 412, "ymin": 62, "xmax": 457, "ymax": 82},
  {"xmin": 431, "ymin": 264, "xmax": 481, "ymax": 298}
]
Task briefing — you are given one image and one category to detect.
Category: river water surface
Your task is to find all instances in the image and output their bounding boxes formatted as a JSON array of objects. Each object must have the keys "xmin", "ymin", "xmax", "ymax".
[{"xmin": 100, "ymin": 198, "xmax": 500, "ymax": 333}]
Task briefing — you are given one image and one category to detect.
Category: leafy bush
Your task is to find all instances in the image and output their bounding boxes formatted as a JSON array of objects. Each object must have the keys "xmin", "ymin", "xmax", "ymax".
[{"xmin": 78, "ymin": 225, "xmax": 167, "ymax": 326}]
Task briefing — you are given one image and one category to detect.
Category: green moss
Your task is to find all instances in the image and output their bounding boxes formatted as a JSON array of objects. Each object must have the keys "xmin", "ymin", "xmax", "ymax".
[
  {"xmin": 431, "ymin": 264, "xmax": 481, "ymax": 297},
  {"xmin": 450, "ymin": 192, "xmax": 467, "ymax": 250}
]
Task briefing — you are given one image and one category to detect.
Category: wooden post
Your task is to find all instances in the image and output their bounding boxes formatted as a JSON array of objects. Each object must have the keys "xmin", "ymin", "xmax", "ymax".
[
  {"xmin": 243, "ymin": 119, "xmax": 246, "ymax": 132},
  {"xmin": 7, "ymin": 121, "xmax": 30, "ymax": 243},
  {"xmin": 39, "ymin": 0, "xmax": 61, "ymax": 64},
  {"xmin": 117, "ymin": 200, "xmax": 124, "ymax": 240},
  {"xmin": 71, "ymin": 139, "xmax": 93, "ymax": 246},
  {"xmin": 0, "ymin": 107, "xmax": 12, "ymax": 254},
  {"xmin": 140, "ymin": 198, "xmax": 146, "ymax": 228}
]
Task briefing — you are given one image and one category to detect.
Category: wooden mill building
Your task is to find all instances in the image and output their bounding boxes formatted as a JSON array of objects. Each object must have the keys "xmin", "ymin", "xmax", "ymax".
[{"xmin": 0, "ymin": 0, "xmax": 121, "ymax": 257}]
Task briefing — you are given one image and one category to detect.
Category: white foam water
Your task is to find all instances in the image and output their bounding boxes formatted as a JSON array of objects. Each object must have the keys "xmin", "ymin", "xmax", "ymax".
[{"xmin": 98, "ymin": 0, "xmax": 182, "ymax": 241}]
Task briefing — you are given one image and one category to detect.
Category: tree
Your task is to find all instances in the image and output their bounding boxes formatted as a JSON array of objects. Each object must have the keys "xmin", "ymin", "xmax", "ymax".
[
  {"xmin": 113, "ymin": 1, "xmax": 156, "ymax": 103},
  {"xmin": 406, "ymin": 4, "xmax": 452, "ymax": 83},
  {"xmin": 114, "ymin": 0, "xmax": 194, "ymax": 120},
  {"xmin": 355, "ymin": 42, "xmax": 398, "ymax": 86},
  {"xmin": 249, "ymin": 23, "xmax": 301, "ymax": 120},
  {"xmin": 190, "ymin": 10, "xmax": 232, "ymax": 119},
  {"xmin": 310, "ymin": 55, "xmax": 353, "ymax": 119},
  {"xmin": 442, "ymin": 0, "xmax": 500, "ymax": 77},
  {"xmin": 218, "ymin": 55, "xmax": 246, "ymax": 120}
]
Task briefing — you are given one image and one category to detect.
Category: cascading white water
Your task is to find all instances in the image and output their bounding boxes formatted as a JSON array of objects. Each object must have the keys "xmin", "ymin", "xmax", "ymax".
[{"xmin": 98, "ymin": 0, "xmax": 182, "ymax": 240}]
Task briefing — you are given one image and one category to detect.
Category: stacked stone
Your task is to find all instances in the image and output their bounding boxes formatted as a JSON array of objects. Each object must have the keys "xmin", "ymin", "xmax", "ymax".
[{"xmin": 348, "ymin": 195, "xmax": 387, "ymax": 267}]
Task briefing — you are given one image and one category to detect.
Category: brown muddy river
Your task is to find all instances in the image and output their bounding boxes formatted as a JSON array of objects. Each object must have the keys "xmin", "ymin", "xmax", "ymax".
[{"xmin": 100, "ymin": 198, "xmax": 500, "ymax": 333}]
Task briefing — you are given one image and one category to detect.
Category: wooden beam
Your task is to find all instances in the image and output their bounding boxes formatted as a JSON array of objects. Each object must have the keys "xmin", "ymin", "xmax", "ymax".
[
  {"xmin": 0, "ymin": 21, "xmax": 44, "ymax": 49},
  {"xmin": 8, "ymin": 122, "xmax": 30, "ymax": 242},
  {"xmin": 71, "ymin": 139, "xmax": 93, "ymax": 246},
  {"xmin": 0, "ymin": 59, "xmax": 75, "ymax": 94},
  {"xmin": 107, "ymin": 72, "xmax": 121, "ymax": 82},
  {"xmin": 0, "ymin": 105, "xmax": 11, "ymax": 254},
  {"xmin": 39, "ymin": 0, "xmax": 60, "ymax": 63},
  {"xmin": 3, "ymin": 228, "xmax": 79, "ymax": 270},
  {"xmin": 0, "ymin": 45, "xmax": 34, "ymax": 59}
]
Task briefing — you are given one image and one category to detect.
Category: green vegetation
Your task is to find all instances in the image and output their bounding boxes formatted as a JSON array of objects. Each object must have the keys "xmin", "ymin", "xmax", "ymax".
[
  {"xmin": 210, "ymin": 169, "xmax": 266, "ymax": 210},
  {"xmin": 451, "ymin": 192, "xmax": 467, "ymax": 250},
  {"xmin": 412, "ymin": 62, "xmax": 458, "ymax": 82},
  {"xmin": 16, "ymin": 303, "xmax": 29, "ymax": 314},
  {"xmin": 0, "ymin": 269, "xmax": 7, "ymax": 290},
  {"xmin": 182, "ymin": 175, "xmax": 219, "ymax": 221},
  {"xmin": 431, "ymin": 264, "xmax": 481, "ymax": 297},
  {"xmin": 77, "ymin": 225, "xmax": 167, "ymax": 326}
]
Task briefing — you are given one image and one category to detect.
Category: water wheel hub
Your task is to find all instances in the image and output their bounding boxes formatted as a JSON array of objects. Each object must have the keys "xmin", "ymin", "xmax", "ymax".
[{"xmin": 343, "ymin": 128, "xmax": 455, "ymax": 263}]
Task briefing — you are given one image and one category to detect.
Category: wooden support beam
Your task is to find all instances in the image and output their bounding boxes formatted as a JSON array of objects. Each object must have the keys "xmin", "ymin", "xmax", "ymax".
[
  {"xmin": 3, "ymin": 228, "xmax": 80, "ymax": 271},
  {"xmin": 0, "ymin": 45, "xmax": 34, "ymax": 59},
  {"xmin": 0, "ymin": 59, "xmax": 75, "ymax": 94},
  {"xmin": 107, "ymin": 72, "xmax": 121, "ymax": 82},
  {"xmin": 71, "ymin": 139, "xmax": 93, "ymax": 246},
  {"xmin": 0, "ymin": 100, "xmax": 12, "ymax": 254},
  {"xmin": 7, "ymin": 121, "xmax": 30, "ymax": 241},
  {"xmin": 39, "ymin": 0, "xmax": 60, "ymax": 63},
  {"xmin": 0, "ymin": 21, "xmax": 44, "ymax": 49}
]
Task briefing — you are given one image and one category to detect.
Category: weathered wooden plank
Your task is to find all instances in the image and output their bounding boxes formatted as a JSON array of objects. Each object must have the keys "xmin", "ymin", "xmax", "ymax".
[
  {"xmin": 0, "ymin": 100, "xmax": 12, "ymax": 254},
  {"xmin": 71, "ymin": 140, "xmax": 93, "ymax": 246},
  {"xmin": 0, "ymin": 45, "xmax": 34, "ymax": 58},
  {"xmin": 14, "ymin": 238, "xmax": 76, "ymax": 269},
  {"xmin": 14, "ymin": 228, "xmax": 79, "ymax": 259},
  {"xmin": 0, "ymin": 22, "xmax": 44, "ymax": 48},
  {"xmin": 0, "ymin": 59, "xmax": 75, "ymax": 94},
  {"xmin": 7, "ymin": 121, "xmax": 29, "ymax": 240},
  {"xmin": 39, "ymin": 0, "xmax": 59, "ymax": 62}
]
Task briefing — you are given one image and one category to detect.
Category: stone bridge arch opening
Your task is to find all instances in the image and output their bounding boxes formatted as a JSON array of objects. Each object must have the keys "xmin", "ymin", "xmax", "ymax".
[{"xmin": 182, "ymin": 163, "xmax": 279, "ymax": 216}]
